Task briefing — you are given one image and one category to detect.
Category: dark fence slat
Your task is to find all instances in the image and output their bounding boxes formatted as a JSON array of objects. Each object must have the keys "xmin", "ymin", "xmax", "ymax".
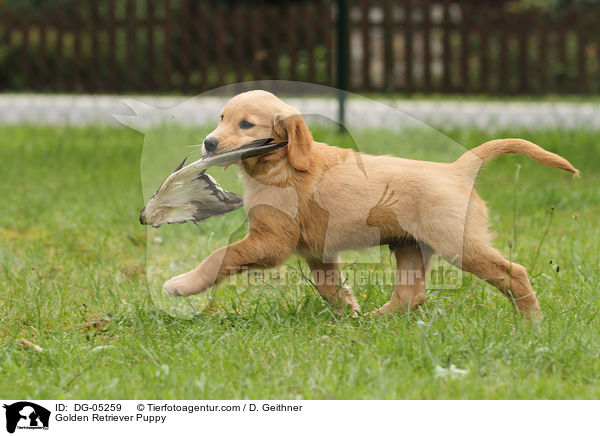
[
  {"xmin": 72, "ymin": 3, "xmax": 81, "ymax": 91},
  {"xmin": 37, "ymin": 4, "xmax": 48, "ymax": 91},
  {"xmin": 324, "ymin": 1, "xmax": 333, "ymax": 86},
  {"xmin": 196, "ymin": 2, "xmax": 208, "ymax": 92},
  {"xmin": 576, "ymin": 7, "xmax": 587, "ymax": 93},
  {"xmin": 21, "ymin": 6, "xmax": 31, "ymax": 90},
  {"xmin": 518, "ymin": 14, "xmax": 528, "ymax": 93},
  {"xmin": 459, "ymin": 2, "xmax": 469, "ymax": 93},
  {"xmin": 108, "ymin": 0, "xmax": 118, "ymax": 92},
  {"xmin": 360, "ymin": 0, "xmax": 370, "ymax": 90},
  {"xmin": 498, "ymin": 14, "xmax": 509, "ymax": 94},
  {"xmin": 404, "ymin": 0, "xmax": 413, "ymax": 93},
  {"xmin": 269, "ymin": 5, "xmax": 281, "ymax": 81},
  {"xmin": 288, "ymin": 3, "xmax": 298, "ymax": 82},
  {"xmin": 181, "ymin": 0, "xmax": 191, "ymax": 92},
  {"xmin": 597, "ymin": 7, "xmax": 600, "ymax": 93},
  {"xmin": 125, "ymin": 0, "xmax": 136, "ymax": 92},
  {"xmin": 0, "ymin": 8, "xmax": 11, "ymax": 90},
  {"xmin": 54, "ymin": 6, "xmax": 64, "ymax": 92},
  {"xmin": 250, "ymin": 6, "xmax": 262, "ymax": 81},
  {"xmin": 442, "ymin": 0, "xmax": 451, "ymax": 92},
  {"xmin": 305, "ymin": 3, "xmax": 317, "ymax": 84},
  {"xmin": 214, "ymin": 3, "xmax": 226, "ymax": 88},
  {"xmin": 90, "ymin": 1, "xmax": 100, "ymax": 92},
  {"xmin": 232, "ymin": 5, "xmax": 244, "ymax": 84},
  {"xmin": 383, "ymin": 0, "xmax": 394, "ymax": 92},
  {"xmin": 538, "ymin": 11, "xmax": 548, "ymax": 94},
  {"xmin": 557, "ymin": 8, "xmax": 568, "ymax": 93},
  {"xmin": 146, "ymin": 0, "xmax": 155, "ymax": 91},
  {"xmin": 479, "ymin": 6, "xmax": 489, "ymax": 93},
  {"xmin": 161, "ymin": 0, "xmax": 171, "ymax": 92},
  {"xmin": 422, "ymin": 0, "xmax": 431, "ymax": 92}
]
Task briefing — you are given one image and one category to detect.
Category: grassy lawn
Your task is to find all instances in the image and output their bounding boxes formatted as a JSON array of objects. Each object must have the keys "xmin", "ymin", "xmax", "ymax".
[{"xmin": 0, "ymin": 123, "xmax": 598, "ymax": 399}]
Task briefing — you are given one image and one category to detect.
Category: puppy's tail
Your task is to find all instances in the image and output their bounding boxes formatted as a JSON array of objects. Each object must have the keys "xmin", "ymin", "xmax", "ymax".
[{"xmin": 455, "ymin": 138, "xmax": 579, "ymax": 178}]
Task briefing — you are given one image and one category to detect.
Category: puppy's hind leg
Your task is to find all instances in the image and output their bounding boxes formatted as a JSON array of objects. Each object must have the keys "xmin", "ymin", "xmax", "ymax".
[
  {"xmin": 369, "ymin": 243, "xmax": 433, "ymax": 316},
  {"xmin": 460, "ymin": 241, "xmax": 541, "ymax": 318},
  {"xmin": 307, "ymin": 257, "xmax": 361, "ymax": 316}
]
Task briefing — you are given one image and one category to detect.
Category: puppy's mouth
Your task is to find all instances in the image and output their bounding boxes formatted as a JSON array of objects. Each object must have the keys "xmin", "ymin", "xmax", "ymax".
[{"xmin": 206, "ymin": 137, "xmax": 288, "ymax": 160}]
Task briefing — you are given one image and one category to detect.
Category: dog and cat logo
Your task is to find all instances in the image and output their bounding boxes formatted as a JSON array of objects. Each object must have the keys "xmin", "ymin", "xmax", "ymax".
[{"xmin": 2, "ymin": 402, "xmax": 50, "ymax": 433}]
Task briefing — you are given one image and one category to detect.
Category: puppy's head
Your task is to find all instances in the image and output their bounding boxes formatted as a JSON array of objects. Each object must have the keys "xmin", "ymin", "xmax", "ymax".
[{"xmin": 204, "ymin": 90, "xmax": 312, "ymax": 171}]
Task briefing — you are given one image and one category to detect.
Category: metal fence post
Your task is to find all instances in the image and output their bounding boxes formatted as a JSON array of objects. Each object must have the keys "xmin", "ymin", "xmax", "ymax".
[{"xmin": 336, "ymin": 0, "xmax": 349, "ymax": 131}]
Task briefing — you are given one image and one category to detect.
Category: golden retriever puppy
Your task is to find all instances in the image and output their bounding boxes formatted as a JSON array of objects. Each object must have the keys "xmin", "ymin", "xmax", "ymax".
[{"xmin": 163, "ymin": 90, "xmax": 578, "ymax": 317}]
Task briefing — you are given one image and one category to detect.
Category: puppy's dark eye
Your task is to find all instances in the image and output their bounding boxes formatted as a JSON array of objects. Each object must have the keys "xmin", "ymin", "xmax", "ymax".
[
  {"xmin": 220, "ymin": 114, "xmax": 224, "ymax": 121},
  {"xmin": 239, "ymin": 120, "xmax": 254, "ymax": 129}
]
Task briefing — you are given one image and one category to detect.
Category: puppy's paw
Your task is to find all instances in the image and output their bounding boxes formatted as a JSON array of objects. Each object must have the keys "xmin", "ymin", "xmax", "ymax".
[
  {"xmin": 524, "ymin": 307, "xmax": 543, "ymax": 321},
  {"xmin": 333, "ymin": 304, "xmax": 361, "ymax": 318},
  {"xmin": 364, "ymin": 309, "xmax": 383, "ymax": 318},
  {"xmin": 163, "ymin": 272, "xmax": 204, "ymax": 297}
]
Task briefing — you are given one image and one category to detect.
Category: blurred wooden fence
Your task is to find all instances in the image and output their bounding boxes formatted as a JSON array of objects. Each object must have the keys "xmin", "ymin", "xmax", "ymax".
[{"xmin": 1, "ymin": 0, "xmax": 599, "ymax": 95}]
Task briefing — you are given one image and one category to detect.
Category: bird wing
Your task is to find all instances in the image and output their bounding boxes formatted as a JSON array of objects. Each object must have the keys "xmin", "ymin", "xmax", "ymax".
[{"xmin": 139, "ymin": 139, "xmax": 287, "ymax": 227}]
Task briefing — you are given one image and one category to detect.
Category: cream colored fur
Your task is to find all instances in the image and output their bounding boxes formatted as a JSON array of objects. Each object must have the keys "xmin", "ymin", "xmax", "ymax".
[{"xmin": 163, "ymin": 90, "xmax": 578, "ymax": 318}]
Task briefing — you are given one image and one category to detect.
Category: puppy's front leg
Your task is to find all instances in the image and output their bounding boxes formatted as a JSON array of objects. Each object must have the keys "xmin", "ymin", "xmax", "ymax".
[
  {"xmin": 164, "ymin": 228, "xmax": 296, "ymax": 297},
  {"xmin": 163, "ymin": 244, "xmax": 231, "ymax": 297}
]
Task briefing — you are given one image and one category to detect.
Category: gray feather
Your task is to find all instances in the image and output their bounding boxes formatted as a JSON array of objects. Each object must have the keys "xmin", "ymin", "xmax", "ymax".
[{"xmin": 139, "ymin": 140, "xmax": 287, "ymax": 227}]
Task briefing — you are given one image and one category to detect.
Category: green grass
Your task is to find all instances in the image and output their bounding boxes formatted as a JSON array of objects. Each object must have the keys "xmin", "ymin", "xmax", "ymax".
[{"xmin": 0, "ymin": 123, "xmax": 599, "ymax": 399}]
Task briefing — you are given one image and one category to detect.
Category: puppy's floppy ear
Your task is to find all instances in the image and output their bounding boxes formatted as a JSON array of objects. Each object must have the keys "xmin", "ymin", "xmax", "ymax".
[{"xmin": 273, "ymin": 113, "xmax": 313, "ymax": 171}]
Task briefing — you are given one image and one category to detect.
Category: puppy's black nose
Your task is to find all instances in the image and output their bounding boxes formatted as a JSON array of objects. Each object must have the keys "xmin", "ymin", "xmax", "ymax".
[{"xmin": 204, "ymin": 137, "xmax": 219, "ymax": 153}]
